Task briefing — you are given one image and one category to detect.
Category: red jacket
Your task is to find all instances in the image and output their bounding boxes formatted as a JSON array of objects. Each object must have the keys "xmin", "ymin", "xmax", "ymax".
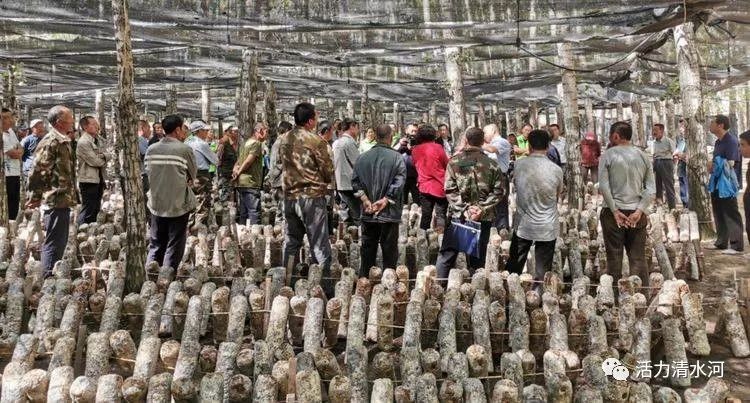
[
  {"xmin": 412, "ymin": 142, "xmax": 449, "ymax": 198},
  {"xmin": 580, "ymin": 139, "xmax": 601, "ymax": 167}
]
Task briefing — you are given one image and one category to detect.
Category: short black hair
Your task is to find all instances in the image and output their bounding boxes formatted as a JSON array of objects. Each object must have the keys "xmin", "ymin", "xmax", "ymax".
[
  {"xmin": 375, "ymin": 124, "xmax": 392, "ymax": 140},
  {"xmin": 521, "ymin": 123, "xmax": 533, "ymax": 130},
  {"xmin": 740, "ymin": 130, "xmax": 750, "ymax": 145},
  {"xmin": 1, "ymin": 108, "xmax": 10, "ymax": 114},
  {"xmin": 152, "ymin": 122, "xmax": 162, "ymax": 130},
  {"xmin": 465, "ymin": 127, "xmax": 484, "ymax": 147},
  {"xmin": 341, "ymin": 118, "xmax": 358, "ymax": 132},
  {"xmin": 609, "ymin": 121, "xmax": 632, "ymax": 140},
  {"xmin": 548, "ymin": 123, "xmax": 560, "ymax": 130},
  {"xmin": 294, "ymin": 102, "xmax": 316, "ymax": 126},
  {"xmin": 653, "ymin": 123, "xmax": 665, "ymax": 131},
  {"xmin": 528, "ymin": 129, "xmax": 551, "ymax": 151},
  {"xmin": 79, "ymin": 116, "xmax": 96, "ymax": 129},
  {"xmin": 714, "ymin": 114, "xmax": 731, "ymax": 131},
  {"xmin": 438, "ymin": 123, "xmax": 449, "ymax": 130},
  {"xmin": 415, "ymin": 125, "xmax": 437, "ymax": 144},
  {"xmin": 162, "ymin": 115, "xmax": 184, "ymax": 134},
  {"xmin": 278, "ymin": 121, "xmax": 293, "ymax": 133}
]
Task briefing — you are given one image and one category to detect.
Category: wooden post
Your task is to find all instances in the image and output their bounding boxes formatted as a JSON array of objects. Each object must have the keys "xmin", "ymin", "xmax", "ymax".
[
  {"xmin": 95, "ymin": 90, "xmax": 106, "ymax": 138},
  {"xmin": 165, "ymin": 84, "xmax": 177, "ymax": 115},
  {"xmin": 616, "ymin": 102, "xmax": 624, "ymax": 121},
  {"xmin": 528, "ymin": 101, "xmax": 538, "ymax": 128},
  {"xmin": 557, "ymin": 33, "xmax": 583, "ymax": 210},
  {"xmin": 598, "ymin": 108, "xmax": 606, "ymax": 138},
  {"xmin": 112, "ymin": 0, "xmax": 147, "ymax": 293},
  {"xmin": 239, "ymin": 51, "xmax": 258, "ymax": 137},
  {"xmin": 674, "ymin": 22, "xmax": 715, "ymax": 238},
  {"xmin": 393, "ymin": 102, "xmax": 400, "ymax": 130},
  {"xmin": 346, "ymin": 100, "xmax": 355, "ymax": 119},
  {"xmin": 666, "ymin": 99, "xmax": 677, "ymax": 139},
  {"xmin": 265, "ymin": 81, "xmax": 278, "ymax": 147},
  {"xmin": 201, "ymin": 85, "xmax": 211, "ymax": 123},
  {"xmin": 477, "ymin": 103, "xmax": 486, "ymax": 128},
  {"xmin": 445, "ymin": 46, "xmax": 467, "ymax": 145},
  {"xmin": 631, "ymin": 99, "xmax": 644, "ymax": 148},
  {"xmin": 429, "ymin": 102, "xmax": 437, "ymax": 126},
  {"xmin": 584, "ymin": 98, "xmax": 594, "ymax": 132},
  {"xmin": 360, "ymin": 84, "xmax": 370, "ymax": 131}
]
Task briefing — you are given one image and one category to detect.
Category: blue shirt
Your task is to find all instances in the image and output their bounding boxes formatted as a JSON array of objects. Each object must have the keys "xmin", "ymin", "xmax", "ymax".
[
  {"xmin": 21, "ymin": 134, "xmax": 42, "ymax": 176},
  {"xmin": 675, "ymin": 137, "xmax": 687, "ymax": 177},
  {"xmin": 185, "ymin": 135, "xmax": 218, "ymax": 171},
  {"xmin": 714, "ymin": 132, "xmax": 742, "ymax": 189}
]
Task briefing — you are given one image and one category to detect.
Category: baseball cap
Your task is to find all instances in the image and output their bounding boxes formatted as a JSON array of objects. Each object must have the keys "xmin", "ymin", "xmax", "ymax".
[
  {"xmin": 29, "ymin": 119, "xmax": 43, "ymax": 129},
  {"xmin": 189, "ymin": 120, "xmax": 211, "ymax": 133},
  {"xmin": 318, "ymin": 120, "xmax": 331, "ymax": 135}
]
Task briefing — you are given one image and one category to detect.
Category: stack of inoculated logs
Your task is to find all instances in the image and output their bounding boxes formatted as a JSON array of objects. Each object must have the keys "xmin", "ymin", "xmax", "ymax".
[{"xmin": 0, "ymin": 192, "xmax": 745, "ymax": 402}]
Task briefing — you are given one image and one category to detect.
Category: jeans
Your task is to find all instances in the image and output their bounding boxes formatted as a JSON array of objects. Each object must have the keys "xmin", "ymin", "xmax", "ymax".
[
  {"xmin": 78, "ymin": 182, "xmax": 104, "ymax": 224},
  {"xmin": 678, "ymin": 174, "xmax": 689, "ymax": 208},
  {"xmin": 600, "ymin": 208, "xmax": 648, "ymax": 283},
  {"xmin": 360, "ymin": 221, "xmax": 400, "ymax": 277},
  {"xmin": 6, "ymin": 175, "xmax": 20, "ymax": 221},
  {"xmin": 711, "ymin": 194, "xmax": 744, "ymax": 251},
  {"xmin": 147, "ymin": 213, "xmax": 189, "ymax": 270},
  {"xmin": 419, "ymin": 193, "xmax": 447, "ymax": 231},
  {"xmin": 337, "ymin": 190, "xmax": 361, "ymax": 226},
  {"xmin": 436, "ymin": 220, "xmax": 492, "ymax": 279},
  {"xmin": 504, "ymin": 234, "xmax": 556, "ymax": 281},
  {"xmin": 237, "ymin": 188, "xmax": 261, "ymax": 225},
  {"xmin": 283, "ymin": 196, "xmax": 332, "ymax": 293},
  {"xmin": 654, "ymin": 159, "xmax": 676, "ymax": 209},
  {"xmin": 42, "ymin": 208, "xmax": 71, "ymax": 276}
]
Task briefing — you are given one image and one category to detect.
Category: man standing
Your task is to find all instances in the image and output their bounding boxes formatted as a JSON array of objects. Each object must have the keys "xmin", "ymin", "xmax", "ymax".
[
  {"xmin": 739, "ymin": 131, "xmax": 750, "ymax": 246},
  {"xmin": 651, "ymin": 123, "xmax": 676, "ymax": 209},
  {"xmin": 145, "ymin": 115, "xmax": 197, "ymax": 270},
  {"xmin": 21, "ymin": 119, "xmax": 46, "ymax": 178},
  {"xmin": 513, "ymin": 123, "xmax": 532, "ymax": 159},
  {"xmin": 76, "ymin": 116, "xmax": 107, "ymax": 224},
  {"xmin": 482, "ymin": 124, "xmax": 512, "ymax": 230},
  {"xmin": 216, "ymin": 125, "xmax": 240, "ymax": 204},
  {"xmin": 549, "ymin": 123, "xmax": 567, "ymax": 170},
  {"xmin": 580, "ymin": 131, "xmax": 602, "ymax": 183},
  {"xmin": 673, "ymin": 121, "xmax": 689, "ymax": 207},
  {"xmin": 26, "ymin": 105, "xmax": 79, "ymax": 277},
  {"xmin": 395, "ymin": 122, "xmax": 420, "ymax": 205},
  {"xmin": 2, "ymin": 108, "xmax": 22, "ymax": 220},
  {"xmin": 437, "ymin": 123, "xmax": 453, "ymax": 156},
  {"xmin": 505, "ymin": 130, "xmax": 563, "ymax": 281},
  {"xmin": 278, "ymin": 103, "xmax": 334, "ymax": 289},
  {"xmin": 599, "ymin": 122, "xmax": 655, "ymax": 282},
  {"xmin": 233, "ymin": 123, "xmax": 266, "ymax": 225},
  {"xmin": 185, "ymin": 120, "xmax": 218, "ymax": 228},
  {"xmin": 436, "ymin": 127, "xmax": 505, "ymax": 278},
  {"xmin": 352, "ymin": 124, "xmax": 406, "ymax": 276},
  {"xmin": 148, "ymin": 121, "xmax": 165, "ymax": 146},
  {"xmin": 333, "ymin": 118, "xmax": 361, "ymax": 226},
  {"xmin": 138, "ymin": 119, "xmax": 152, "ymax": 214},
  {"xmin": 709, "ymin": 114, "xmax": 744, "ymax": 254}
]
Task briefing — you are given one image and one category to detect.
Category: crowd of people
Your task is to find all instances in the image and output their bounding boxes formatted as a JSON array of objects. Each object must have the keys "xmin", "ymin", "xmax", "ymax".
[{"xmin": 2, "ymin": 103, "xmax": 748, "ymax": 294}]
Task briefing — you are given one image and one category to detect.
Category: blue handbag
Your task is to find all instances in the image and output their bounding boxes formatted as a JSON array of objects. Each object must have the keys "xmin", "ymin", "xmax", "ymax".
[{"xmin": 447, "ymin": 219, "xmax": 482, "ymax": 258}]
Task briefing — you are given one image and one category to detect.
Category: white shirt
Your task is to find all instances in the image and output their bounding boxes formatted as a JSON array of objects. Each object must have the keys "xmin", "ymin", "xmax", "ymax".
[
  {"xmin": 513, "ymin": 154, "xmax": 564, "ymax": 241},
  {"xmin": 3, "ymin": 129, "xmax": 21, "ymax": 177},
  {"xmin": 551, "ymin": 136, "xmax": 567, "ymax": 164}
]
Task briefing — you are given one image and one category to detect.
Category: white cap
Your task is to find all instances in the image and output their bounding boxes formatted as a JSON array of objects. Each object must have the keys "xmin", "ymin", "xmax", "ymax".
[
  {"xmin": 29, "ymin": 119, "xmax": 44, "ymax": 129},
  {"xmin": 189, "ymin": 120, "xmax": 211, "ymax": 133}
]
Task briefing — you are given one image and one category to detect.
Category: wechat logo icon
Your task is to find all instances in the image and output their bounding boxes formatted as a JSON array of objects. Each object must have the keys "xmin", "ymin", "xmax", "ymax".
[{"xmin": 602, "ymin": 357, "xmax": 630, "ymax": 381}]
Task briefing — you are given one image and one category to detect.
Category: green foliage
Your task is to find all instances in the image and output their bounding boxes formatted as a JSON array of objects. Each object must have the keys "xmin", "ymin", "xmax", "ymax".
[{"xmin": 662, "ymin": 78, "xmax": 681, "ymax": 101}]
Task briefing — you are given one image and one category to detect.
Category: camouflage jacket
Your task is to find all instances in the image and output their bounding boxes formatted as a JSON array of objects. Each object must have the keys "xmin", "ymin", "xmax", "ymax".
[
  {"xmin": 444, "ymin": 146, "xmax": 506, "ymax": 222},
  {"xmin": 27, "ymin": 127, "xmax": 80, "ymax": 208},
  {"xmin": 278, "ymin": 126, "xmax": 334, "ymax": 200}
]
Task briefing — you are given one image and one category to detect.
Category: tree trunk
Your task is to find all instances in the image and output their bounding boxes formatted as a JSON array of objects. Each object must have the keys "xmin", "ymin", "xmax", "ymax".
[
  {"xmin": 477, "ymin": 103, "xmax": 486, "ymax": 128},
  {"xmin": 346, "ymin": 100, "xmax": 355, "ymax": 119},
  {"xmin": 598, "ymin": 108, "xmax": 606, "ymax": 140},
  {"xmin": 444, "ymin": 46, "xmax": 466, "ymax": 145},
  {"xmin": 666, "ymin": 99, "xmax": 677, "ymax": 139},
  {"xmin": 528, "ymin": 101, "xmax": 538, "ymax": 128},
  {"xmin": 429, "ymin": 102, "xmax": 437, "ymax": 126},
  {"xmin": 112, "ymin": 0, "xmax": 147, "ymax": 293},
  {"xmin": 557, "ymin": 38, "xmax": 583, "ymax": 210},
  {"xmin": 165, "ymin": 84, "xmax": 177, "ymax": 115},
  {"xmin": 745, "ymin": 85, "xmax": 750, "ymax": 133},
  {"xmin": 631, "ymin": 99, "xmax": 644, "ymax": 148},
  {"xmin": 6, "ymin": 64, "xmax": 18, "ymax": 116},
  {"xmin": 584, "ymin": 98, "xmax": 594, "ymax": 132},
  {"xmin": 239, "ymin": 51, "xmax": 258, "ymax": 137},
  {"xmin": 360, "ymin": 84, "xmax": 370, "ymax": 132},
  {"xmin": 201, "ymin": 85, "xmax": 211, "ymax": 123},
  {"xmin": 616, "ymin": 102, "xmax": 624, "ymax": 121},
  {"xmin": 95, "ymin": 90, "xmax": 107, "ymax": 138},
  {"xmin": 265, "ymin": 81, "xmax": 278, "ymax": 148},
  {"xmin": 674, "ymin": 22, "xmax": 715, "ymax": 239},
  {"xmin": 393, "ymin": 102, "xmax": 400, "ymax": 130}
]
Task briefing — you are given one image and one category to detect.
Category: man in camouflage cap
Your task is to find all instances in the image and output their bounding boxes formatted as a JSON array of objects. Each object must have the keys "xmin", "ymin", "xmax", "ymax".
[
  {"xmin": 278, "ymin": 102, "xmax": 334, "ymax": 292},
  {"xmin": 185, "ymin": 119, "xmax": 218, "ymax": 229},
  {"xmin": 436, "ymin": 127, "xmax": 506, "ymax": 279},
  {"xmin": 26, "ymin": 105, "xmax": 80, "ymax": 277}
]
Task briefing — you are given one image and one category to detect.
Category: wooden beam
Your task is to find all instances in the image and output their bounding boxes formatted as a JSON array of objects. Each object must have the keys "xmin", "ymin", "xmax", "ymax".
[{"xmin": 445, "ymin": 46, "xmax": 467, "ymax": 145}]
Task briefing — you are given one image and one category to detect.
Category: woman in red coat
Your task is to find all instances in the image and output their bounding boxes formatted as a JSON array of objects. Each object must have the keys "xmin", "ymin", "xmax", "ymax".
[
  {"xmin": 580, "ymin": 131, "xmax": 602, "ymax": 183},
  {"xmin": 411, "ymin": 125, "xmax": 450, "ymax": 232}
]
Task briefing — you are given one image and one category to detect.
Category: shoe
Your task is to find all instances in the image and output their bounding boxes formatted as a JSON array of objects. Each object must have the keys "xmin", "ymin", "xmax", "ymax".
[{"xmin": 722, "ymin": 249, "xmax": 742, "ymax": 255}]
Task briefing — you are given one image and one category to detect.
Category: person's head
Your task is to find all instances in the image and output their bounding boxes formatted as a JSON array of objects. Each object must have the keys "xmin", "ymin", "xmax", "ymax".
[
  {"xmin": 528, "ymin": 129, "xmax": 551, "ymax": 152},
  {"xmin": 294, "ymin": 102, "xmax": 317, "ymax": 130},
  {"xmin": 415, "ymin": 125, "xmax": 437, "ymax": 145},
  {"xmin": 508, "ymin": 133, "xmax": 517, "ymax": 146},
  {"xmin": 609, "ymin": 121, "xmax": 632, "ymax": 146},
  {"xmin": 253, "ymin": 122, "xmax": 268, "ymax": 141},
  {"xmin": 341, "ymin": 118, "xmax": 359, "ymax": 136},
  {"xmin": 366, "ymin": 128, "xmax": 375, "ymax": 141},
  {"xmin": 318, "ymin": 120, "xmax": 333, "ymax": 142},
  {"xmin": 17, "ymin": 125, "xmax": 28, "ymax": 138},
  {"xmin": 226, "ymin": 125, "xmax": 239, "ymax": 140},
  {"xmin": 189, "ymin": 120, "xmax": 211, "ymax": 140},
  {"xmin": 652, "ymin": 123, "xmax": 665, "ymax": 140},
  {"xmin": 1, "ymin": 108, "xmax": 16, "ymax": 131},
  {"xmin": 375, "ymin": 124, "xmax": 393, "ymax": 145},
  {"xmin": 709, "ymin": 114, "xmax": 731, "ymax": 137},
  {"xmin": 520, "ymin": 123, "xmax": 533, "ymax": 138},
  {"xmin": 465, "ymin": 127, "xmax": 484, "ymax": 147},
  {"xmin": 152, "ymin": 122, "xmax": 164, "ymax": 137},
  {"xmin": 30, "ymin": 119, "xmax": 46, "ymax": 136},
  {"xmin": 548, "ymin": 123, "xmax": 561, "ymax": 138},
  {"xmin": 405, "ymin": 122, "xmax": 419, "ymax": 137},
  {"xmin": 79, "ymin": 116, "xmax": 99, "ymax": 136},
  {"xmin": 483, "ymin": 124, "xmax": 500, "ymax": 143},
  {"xmin": 438, "ymin": 123, "xmax": 450, "ymax": 139},
  {"xmin": 47, "ymin": 105, "xmax": 75, "ymax": 135},
  {"xmin": 333, "ymin": 119, "xmax": 342, "ymax": 131},
  {"xmin": 162, "ymin": 115, "xmax": 187, "ymax": 141},
  {"xmin": 138, "ymin": 119, "xmax": 151, "ymax": 138},
  {"xmin": 740, "ymin": 130, "xmax": 750, "ymax": 158},
  {"xmin": 278, "ymin": 121, "xmax": 293, "ymax": 134}
]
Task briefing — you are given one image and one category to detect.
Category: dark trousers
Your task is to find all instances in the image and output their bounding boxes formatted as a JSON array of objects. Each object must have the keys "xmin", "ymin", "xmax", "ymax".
[
  {"xmin": 504, "ymin": 234, "xmax": 556, "ymax": 281},
  {"xmin": 6, "ymin": 175, "xmax": 20, "ymax": 221},
  {"xmin": 711, "ymin": 194, "xmax": 744, "ymax": 251},
  {"xmin": 419, "ymin": 193, "xmax": 448, "ymax": 231},
  {"xmin": 745, "ymin": 194, "xmax": 750, "ymax": 247},
  {"xmin": 283, "ymin": 197, "xmax": 332, "ymax": 292},
  {"xmin": 403, "ymin": 175, "xmax": 419, "ymax": 206},
  {"xmin": 654, "ymin": 159, "xmax": 676, "ymax": 209},
  {"xmin": 237, "ymin": 188, "xmax": 261, "ymax": 225},
  {"xmin": 78, "ymin": 182, "xmax": 104, "ymax": 225},
  {"xmin": 582, "ymin": 165, "xmax": 598, "ymax": 184},
  {"xmin": 678, "ymin": 174, "xmax": 689, "ymax": 208},
  {"xmin": 360, "ymin": 221, "xmax": 399, "ymax": 277},
  {"xmin": 600, "ymin": 208, "xmax": 648, "ymax": 282},
  {"xmin": 494, "ymin": 175, "xmax": 510, "ymax": 230},
  {"xmin": 142, "ymin": 174, "xmax": 151, "ymax": 220},
  {"xmin": 147, "ymin": 213, "xmax": 189, "ymax": 270},
  {"xmin": 42, "ymin": 208, "xmax": 70, "ymax": 276},
  {"xmin": 436, "ymin": 220, "xmax": 492, "ymax": 279},
  {"xmin": 338, "ymin": 190, "xmax": 361, "ymax": 226}
]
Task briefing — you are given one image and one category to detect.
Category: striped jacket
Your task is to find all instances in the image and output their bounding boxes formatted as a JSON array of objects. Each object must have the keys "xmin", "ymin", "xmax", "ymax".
[{"xmin": 145, "ymin": 136, "xmax": 197, "ymax": 217}]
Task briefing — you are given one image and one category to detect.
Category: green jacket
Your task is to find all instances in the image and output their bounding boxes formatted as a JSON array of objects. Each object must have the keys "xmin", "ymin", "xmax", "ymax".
[{"xmin": 444, "ymin": 146, "xmax": 506, "ymax": 221}]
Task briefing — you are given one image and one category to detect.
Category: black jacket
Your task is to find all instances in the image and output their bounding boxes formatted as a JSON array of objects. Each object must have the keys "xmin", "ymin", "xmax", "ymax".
[{"xmin": 352, "ymin": 144, "xmax": 407, "ymax": 223}]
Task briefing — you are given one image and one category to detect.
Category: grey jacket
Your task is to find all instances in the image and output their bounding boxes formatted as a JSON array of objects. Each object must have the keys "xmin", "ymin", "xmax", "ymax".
[
  {"xmin": 145, "ymin": 137, "xmax": 198, "ymax": 217},
  {"xmin": 332, "ymin": 133, "xmax": 359, "ymax": 190},
  {"xmin": 76, "ymin": 132, "xmax": 107, "ymax": 184},
  {"xmin": 352, "ymin": 143, "xmax": 406, "ymax": 223}
]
